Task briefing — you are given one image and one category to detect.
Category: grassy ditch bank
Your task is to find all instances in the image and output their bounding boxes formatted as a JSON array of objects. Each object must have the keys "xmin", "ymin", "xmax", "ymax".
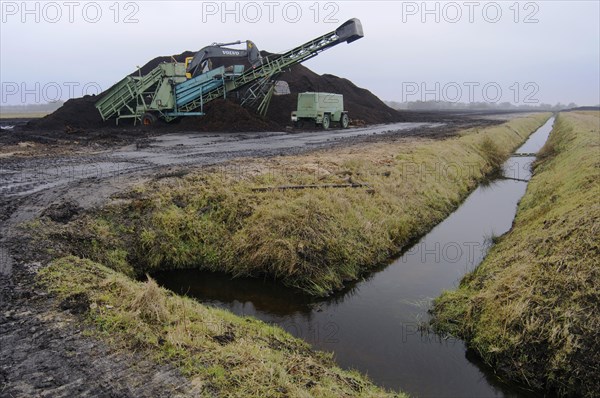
[
  {"xmin": 431, "ymin": 111, "xmax": 599, "ymax": 397},
  {"xmin": 41, "ymin": 113, "xmax": 551, "ymax": 297},
  {"xmin": 38, "ymin": 256, "xmax": 401, "ymax": 397}
]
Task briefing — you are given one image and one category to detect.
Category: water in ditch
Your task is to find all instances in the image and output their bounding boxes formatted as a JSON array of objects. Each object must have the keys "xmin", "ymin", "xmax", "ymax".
[{"xmin": 154, "ymin": 117, "xmax": 555, "ymax": 397}]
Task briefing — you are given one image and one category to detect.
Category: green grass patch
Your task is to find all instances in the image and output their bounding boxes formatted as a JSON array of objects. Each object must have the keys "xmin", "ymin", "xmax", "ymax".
[
  {"xmin": 40, "ymin": 113, "xmax": 551, "ymax": 296},
  {"xmin": 431, "ymin": 111, "xmax": 600, "ymax": 397},
  {"xmin": 38, "ymin": 255, "xmax": 402, "ymax": 397}
]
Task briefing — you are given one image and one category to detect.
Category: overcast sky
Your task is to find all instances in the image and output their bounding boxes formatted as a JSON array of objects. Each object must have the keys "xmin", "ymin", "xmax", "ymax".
[{"xmin": 1, "ymin": 1, "xmax": 599, "ymax": 106}]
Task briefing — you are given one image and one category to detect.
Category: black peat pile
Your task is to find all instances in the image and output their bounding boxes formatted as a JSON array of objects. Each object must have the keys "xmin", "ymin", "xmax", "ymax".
[
  {"xmin": 25, "ymin": 95, "xmax": 105, "ymax": 131},
  {"xmin": 26, "ymin": 50, "xmax": 410, "ymax": 132},
  {"xmin": 178, "ymin": 99, "xmax": 280, "ymax": 132},
  {"xmin": 266, "ymin": 62, "xmax": 404, "ymax": 125}
]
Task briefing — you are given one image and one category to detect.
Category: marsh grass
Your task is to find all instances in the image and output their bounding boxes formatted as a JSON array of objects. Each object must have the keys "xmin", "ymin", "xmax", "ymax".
[
  {"xmin": 38, "ymin": 256, "xmax": 401, "ymax": 397},
  {"xmin": 31, "ymin": 113, "xmax": 553, "ymax": 396},
  {"xmin": 479, "ymin": 136, "xmax": 506, "ymax": 170},
  {"xmin": 431, "ymin": 111, "xmax": 600, "ymax": 397},
  {"xmin": 45, "ymin": 113, "xmax": 552, "ymax": 296}
]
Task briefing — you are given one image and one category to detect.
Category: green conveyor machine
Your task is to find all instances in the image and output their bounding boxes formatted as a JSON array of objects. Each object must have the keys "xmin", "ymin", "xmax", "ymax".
[{"xmin": 95, "ymin": 18, "xmax": 364, "ymax": 125}]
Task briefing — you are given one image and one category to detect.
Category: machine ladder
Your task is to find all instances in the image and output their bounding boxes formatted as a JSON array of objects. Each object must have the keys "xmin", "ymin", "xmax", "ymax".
[
  {"xmin": 95, "ymin": 66, "xmax": 165, "ymax": 121},
  {"xmin": 163, "ymin": 18, "xmax": 363, "ymax": 121}
]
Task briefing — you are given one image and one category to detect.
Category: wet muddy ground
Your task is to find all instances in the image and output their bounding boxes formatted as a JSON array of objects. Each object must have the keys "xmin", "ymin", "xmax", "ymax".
[{"xmin": 0, "ymin": 112, "xmax": 533, "ymax": 397}]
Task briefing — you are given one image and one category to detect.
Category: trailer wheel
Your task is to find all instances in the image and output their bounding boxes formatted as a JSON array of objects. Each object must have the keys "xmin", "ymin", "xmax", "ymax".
[
  {"xmin": 322, "ymin": 114, "xmax": 331, "ymax": 130},
  {"xmin": 142, "ymin": 112, "xmax": 158, "ymax": 126},
  {"xmin": 340, "ymin": 113, "xmax": 349, "ymax": 129}
]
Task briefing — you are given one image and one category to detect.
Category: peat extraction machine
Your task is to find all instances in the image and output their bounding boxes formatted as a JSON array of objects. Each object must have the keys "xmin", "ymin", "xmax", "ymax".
[{"xmin": 95, "ymin": 18, "xmax": 364, "ymax": 125}]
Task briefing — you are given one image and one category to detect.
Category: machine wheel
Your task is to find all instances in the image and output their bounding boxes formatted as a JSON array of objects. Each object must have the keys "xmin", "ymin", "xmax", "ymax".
[
  {"xmin": 294, "ymin": 120, "xmax": 304, "ymax": 129},
  {"xmin": 322, "ymin": 114, "xmax": 331, "ymax": 130},
  {"xmin": 142, "ymin": 112, "xmax": 158, "ymax": 126},
  {"xmin": 340, "ymin": 113, "xmax": 349, "ymax": 129}
]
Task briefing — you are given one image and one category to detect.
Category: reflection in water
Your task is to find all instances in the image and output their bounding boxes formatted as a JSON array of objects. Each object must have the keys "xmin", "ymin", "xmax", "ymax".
[
  {"xmin": 156, "ymin": 266, "xmax": 372, "ymax": 320},
  {"xmin": 154, "ymin": 117, "xmax": 555, "ymax": 398}
]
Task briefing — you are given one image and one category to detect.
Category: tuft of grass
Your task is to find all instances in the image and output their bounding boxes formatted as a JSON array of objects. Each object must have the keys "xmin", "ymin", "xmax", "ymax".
[
  {"xmin": 130, "ymin": 277, "xmax": 170, "ymax": 324},
  {"xmin": 38, "ymin": 113, "xmax": 552, "ymax": 296},
  {"xmin": 479, "ymin": 135, "xmax": 506, "ymax": 169},
  {"xmin": 431, "ymin": 111, "xmax": 600, "ymax": 397},
  {"xmin": 38, "ymin": 256, "xmax": 403, "ymax": 397}
]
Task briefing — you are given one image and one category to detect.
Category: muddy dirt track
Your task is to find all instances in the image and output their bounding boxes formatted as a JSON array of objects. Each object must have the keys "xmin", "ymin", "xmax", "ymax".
[{"xmin": 0, "ymin": 113, "xmax": 524, "ymax": 397}]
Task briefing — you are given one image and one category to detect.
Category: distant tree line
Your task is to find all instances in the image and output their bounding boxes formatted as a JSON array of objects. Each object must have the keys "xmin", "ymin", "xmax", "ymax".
[{"xmin": 384, "ymin": 100, "xmax": 594, "ymax": 111}]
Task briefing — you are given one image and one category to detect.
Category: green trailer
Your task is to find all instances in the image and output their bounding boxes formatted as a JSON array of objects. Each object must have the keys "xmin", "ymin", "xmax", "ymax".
[{"xmin": 291, "ymin": 92, "xmax": 349, "ymax": 129}]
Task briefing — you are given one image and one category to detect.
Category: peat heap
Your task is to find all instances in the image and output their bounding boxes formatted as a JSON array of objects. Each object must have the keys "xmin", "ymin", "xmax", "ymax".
[
  {"xmin": 178, "ymin": 99, "xmax": 280, "ymax": 132},
  {"xmin": 267, "ymin": 62, "xmax": 404, "ymax": 125},
  {"xmin": 27, "ymin": 51, "xmax": 410, "ymax": 132}
]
